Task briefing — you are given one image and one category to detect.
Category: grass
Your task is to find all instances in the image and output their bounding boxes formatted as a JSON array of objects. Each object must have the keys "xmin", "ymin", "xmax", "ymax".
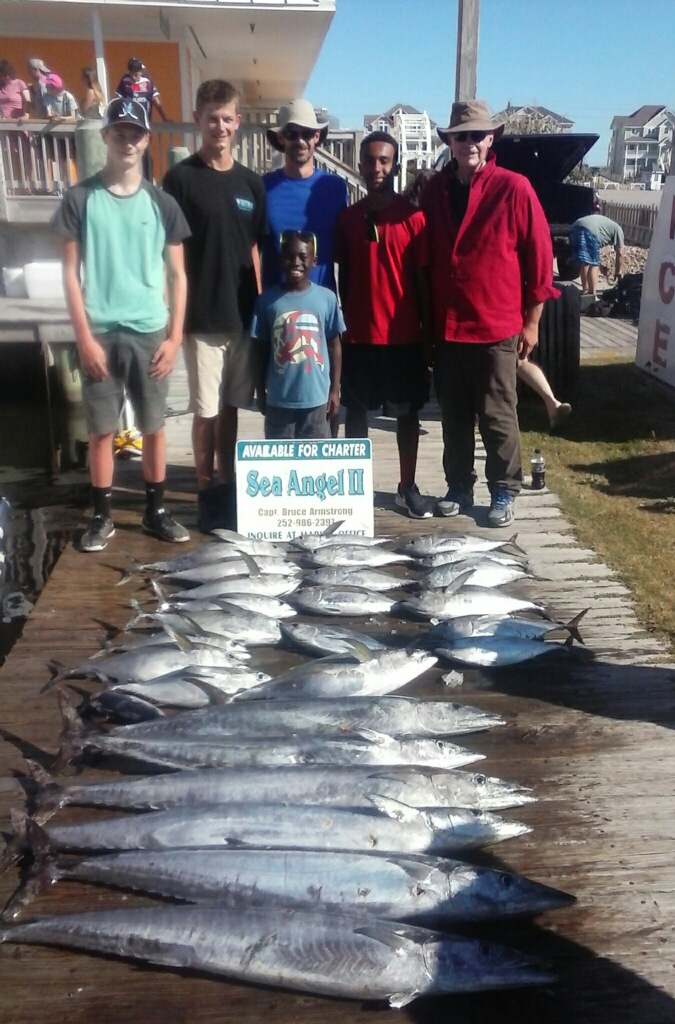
[{"xmin": 518, "ymin": 356, "xmax": 675, "ymax": 652}]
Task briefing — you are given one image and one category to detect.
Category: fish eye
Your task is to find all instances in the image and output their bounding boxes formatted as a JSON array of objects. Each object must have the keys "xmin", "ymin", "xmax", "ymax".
[
  {"xmin": 499, "ymin": 873, "xmax": 514, "ymax": 888},
  {"xmin": 470, "ymin": 808, "xmax": 481, "ymax": 818},
  {"xmin": 475, "ymin": 774, "xmax": 487, "ymax": 785}
]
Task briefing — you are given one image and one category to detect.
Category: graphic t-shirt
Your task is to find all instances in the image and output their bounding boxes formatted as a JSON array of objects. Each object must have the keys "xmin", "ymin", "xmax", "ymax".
[
  {"xmin": 250, "ymin": 283, "xmax": 344, "ymax": 409},
  {"xmin": 51, "ymin": 173, "xmax": 190, "ymax": 333},
  {"xmin": 261, "ymin": 168, "xmax": 347, "ymax": 291},
  {"xmin": 163, "ymin": 154, "xmax": 268, "ymax": 333},
  {"xmin": 115, "ymin": 73, "xmax": 158, "ymax": 120}
]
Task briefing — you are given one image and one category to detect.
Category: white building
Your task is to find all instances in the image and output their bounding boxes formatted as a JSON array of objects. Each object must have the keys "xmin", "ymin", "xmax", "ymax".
[
  {"xmin": 492, "ymin": 104, "xmax": 574, "ymax": 134},
  {"xmin": 608, "ymin": 105, "xmax": 674, "ymax": 187}
]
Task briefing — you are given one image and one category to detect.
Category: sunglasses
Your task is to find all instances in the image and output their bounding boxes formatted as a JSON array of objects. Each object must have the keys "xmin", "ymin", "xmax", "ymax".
[
  {"xmin": 279, "ymin": 230, "xmax": 317, "ymax": 258},
  {"xmin": 365, "ymin": 213, "xmax": 379, "ymax": 244},
  {"xmin": 453, "ymin": 131, "xmax": 489, "ymax": 143},
  {"xmin": 281, "ymin": 127, "xmax": 317, "ymax": 142}
]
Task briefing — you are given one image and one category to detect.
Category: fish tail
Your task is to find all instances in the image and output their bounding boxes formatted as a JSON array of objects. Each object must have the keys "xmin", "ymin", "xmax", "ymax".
[
  {"xmin": 24, "ymin": 759, "xmax": 65, "ymax": 823},
  {"xmin": 1, "ymin": 819, "xmax": 58, "ymax": 920},
  {"xmin": 40, "ymin": 659, "xmax": 70, "ymax": 694},
  {"xmin": 52, "ymin": 690, "xmax": 89, "ymax": 773},
  {"xmin": 501, "ymin": 534, "xmax": 527, "ymax": 558},
  {"xmin": 564, "ymin": 609, "xmax": 588, "ymax": 645},
  {"xmin": 0, "ymin": 809, "xmax": 28, "ymax": 877},
  {"xmin": 115, "ymin": 552, "xmax": 143, "ymax": 586}
]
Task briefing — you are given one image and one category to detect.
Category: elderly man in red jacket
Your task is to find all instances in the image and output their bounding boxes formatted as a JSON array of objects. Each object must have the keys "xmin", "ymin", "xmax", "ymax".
[{"xmin": 421, "ymin": 100, "xmax": 558, "ymax": 527}]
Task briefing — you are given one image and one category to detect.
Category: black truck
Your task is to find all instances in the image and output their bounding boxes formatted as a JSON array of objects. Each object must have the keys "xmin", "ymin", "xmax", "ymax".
[{"xmin": 435, "ymin": 132, "xmax": 600, "ymax": 397}]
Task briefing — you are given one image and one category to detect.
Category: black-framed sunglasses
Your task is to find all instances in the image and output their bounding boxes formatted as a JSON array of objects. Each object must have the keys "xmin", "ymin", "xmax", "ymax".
[
  {"xmin": 365, "ymin": 213, "xmax": 379, "ymax": 243},
  {"xmin": 281, "ymin": 127, "xmax": 317, "ymax": 142},
  {"xmin": 453, "ymin": 130, "xmax": 489, "ymax": 143},
  {"xmin": 279, "ymin": 229, "xmax": 317, "ymax": 258}
]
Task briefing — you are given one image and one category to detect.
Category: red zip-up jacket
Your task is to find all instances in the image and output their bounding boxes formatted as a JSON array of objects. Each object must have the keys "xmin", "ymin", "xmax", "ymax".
[{"xmin": 420, "ymin": 152, "xmax": 559, "ymax": 343}]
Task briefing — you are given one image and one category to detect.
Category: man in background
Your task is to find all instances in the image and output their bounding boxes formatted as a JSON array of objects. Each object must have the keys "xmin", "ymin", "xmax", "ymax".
[
  {"xmin": 116, "ymin": 57, "xmax": 170, "ymax": 178},
  {"xmin": 569, "ymin": 213, "xmax": 624, "ymax": 299}
]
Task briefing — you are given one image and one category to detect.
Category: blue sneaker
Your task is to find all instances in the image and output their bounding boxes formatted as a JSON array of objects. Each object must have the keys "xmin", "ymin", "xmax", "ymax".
[{"xmin": 488, "ymin": 489, "xmax": 515, "ymax": 528}]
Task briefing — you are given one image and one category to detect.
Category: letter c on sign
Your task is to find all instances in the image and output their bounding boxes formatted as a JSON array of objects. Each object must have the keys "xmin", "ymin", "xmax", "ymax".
[{"xmin": 658, "ymin": 262, "xmax": 675, "ymax": 304}]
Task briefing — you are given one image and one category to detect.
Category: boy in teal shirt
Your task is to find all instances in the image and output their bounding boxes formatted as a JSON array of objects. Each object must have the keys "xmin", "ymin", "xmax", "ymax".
[{"xmin": 52, "ymin": 97, "xmax": 191, "ymax": 551}]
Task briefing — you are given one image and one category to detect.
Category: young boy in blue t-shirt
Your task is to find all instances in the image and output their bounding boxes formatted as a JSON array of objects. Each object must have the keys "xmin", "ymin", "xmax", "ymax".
[{"xmin": 251, "ymin": 231, "xmax": 343, "ymax": 439}]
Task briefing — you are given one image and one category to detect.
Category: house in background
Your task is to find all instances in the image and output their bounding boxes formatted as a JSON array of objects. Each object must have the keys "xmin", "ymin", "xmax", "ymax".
[
  {"xmin": 363, "ymin": 103, "xmax": 442, "ymax": 190},
  {"xmin": 607, "ymin": 105, "xmax": 674, "ymax": 188},
  {"xmin": 492, "ymin": 103, "xmax": 574, "ymax": 134}
]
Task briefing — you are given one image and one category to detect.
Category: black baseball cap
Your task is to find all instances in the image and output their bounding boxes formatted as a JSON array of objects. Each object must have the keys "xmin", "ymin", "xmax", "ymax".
[
  {"xmin": 104, "ymin": 97, "xmax": 151, "ymax": 132},
  {"xmin": 127, "ymin": 57, "xmax": 145, "ymax": 72}
]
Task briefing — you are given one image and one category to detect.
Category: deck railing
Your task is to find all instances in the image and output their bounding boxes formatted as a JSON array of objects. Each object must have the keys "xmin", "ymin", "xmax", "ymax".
[{"xmin": 0, "ymin": 120, "xmax": 366, "ymax": 221}]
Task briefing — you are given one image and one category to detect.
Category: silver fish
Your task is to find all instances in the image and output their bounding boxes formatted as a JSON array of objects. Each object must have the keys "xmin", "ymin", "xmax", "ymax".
[
  {"xmin": 171, "ymin": 575, "xmax": 301, "ymax": 600},
  {"xmin": 33, "ymin": 762, "xmax": 535, "ymax": 818},
  {"xmin": 436, "ymin": 637, "xmax": 567, "ymax": 668},
  {"xmin": 99, "ymin": 630, "xmax": 250, "ymax": 657},
  {"xmin": 398, "ymin": 587, "xmax": 547, "ymax": 622},
  {"xmin": 303, "ymin": 566, "xmax": 412, "ymax": 590},
  {"xmin": 292, "ymin": 586, "xmax": 396, "ymax": 617},
  {"xmin": 165, "ymin": 557, "xmax": 301, "ymax": 584},
  {"xmin": 235, "ymin": 648, "xmax": 438, "ymax": 701},
  {"xmin": 15, "ymin": 797, "xmax": 529, "ymax": 855},
  {"xmin": 400, "ymin": 533, "xmax": 524, "ymax": 558},
  {"xmin": 310, "ymin": 546, "xmax": 413, "ymax": 568},
  {"xmin": 25, "ymin": 846, "xmax": 573, "ymax": 923},
  {"xmin": 111, "ymin": 695, "xmax": 503, "ymax": 742},
  {"xmin": 423, "ymin": 562, "xmax": 531, "ymax": 590},
  {"xmin": 106, "ymin": 668, "xmax": 272, "ymax": 709},
  {"xmin": 420, "ymin": 549, "xmax": 528, "ymax": 569},
  {"xmin": 126, "ymin": 607, "xmax": 283, "ymax": 646},
  {"xmin": 116, "ymin": 541, "xmax": 245, "ymax": 583},
  {"xmin": 281, "ymin": 621, "xmax": 387, "ymax": 657},
  {"xmin": 209, "ymin": 529, "xmax": 287, "ymax": 557},
  {"xmin": 48, "ymin": 642, "xmax": 250, "ymax": 687},
  {"xmin": 0, "ymin": 906, "xmax": 554, "ymax": 1005},
  {"xmin": 419, "ymin": 611, "xmax": 587, "ymax": 645},
  {"xmin": 291, "ymin": 533, "xmax": 392, "ymax": 552}
]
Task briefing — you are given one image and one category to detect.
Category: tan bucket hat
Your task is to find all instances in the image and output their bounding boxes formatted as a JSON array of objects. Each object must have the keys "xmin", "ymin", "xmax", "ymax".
[
  {"xmin": 437, "ymin": 99, "xmax": 504, "ymax": 145},
  {"xmin": 267, "ymin": 98, "xmax": 329, "ymax": 152}
]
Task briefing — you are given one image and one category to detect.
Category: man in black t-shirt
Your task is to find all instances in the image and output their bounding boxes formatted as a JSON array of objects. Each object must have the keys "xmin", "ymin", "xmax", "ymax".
[{"xmin": 163, "ymin": 79, "xmax": 267, "ymax": 530}]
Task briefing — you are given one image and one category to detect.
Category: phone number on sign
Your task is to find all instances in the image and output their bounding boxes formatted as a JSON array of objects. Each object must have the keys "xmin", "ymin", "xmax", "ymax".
[{"xmin": 275, "ymin": 517, "xmax": 347, "ymax": 529}]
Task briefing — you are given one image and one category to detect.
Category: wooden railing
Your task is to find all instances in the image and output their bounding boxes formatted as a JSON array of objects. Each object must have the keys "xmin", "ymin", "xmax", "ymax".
[
  {"xmin": 600, "ymin": 197, "xmax": 660, "ymax": 248},
  {"xmin": 0, "ymin": 120, "xmax": 366, "ymax": 220}
]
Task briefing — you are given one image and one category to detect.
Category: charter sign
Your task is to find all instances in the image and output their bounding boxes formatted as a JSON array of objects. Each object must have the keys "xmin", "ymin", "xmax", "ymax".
[
  {"xmin": 636, "ymin": 175, "xmax": 675, "ymax": 388},
  {"xmin": 236, "ymin": 439, "xmax": 374, "ymax": 540}
]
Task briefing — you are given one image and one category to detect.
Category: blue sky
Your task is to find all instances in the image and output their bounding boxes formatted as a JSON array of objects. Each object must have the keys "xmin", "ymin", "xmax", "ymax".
[{"xmin": 306, "ymin": 0, "xmax": 675, "ymax": 165}]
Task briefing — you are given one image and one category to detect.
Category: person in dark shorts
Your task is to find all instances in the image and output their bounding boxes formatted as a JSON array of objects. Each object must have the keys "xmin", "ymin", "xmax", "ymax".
[
  {"xmin": 251, "ymin": 231, "xmax": 343, "ymax": 439},
  {"xmin": 335, "ymin": 131, "xmax": 432, "ymax": 519},
  {"xmin": 51, "ymin": 97, "xmax": 191, "ymax": 552}
]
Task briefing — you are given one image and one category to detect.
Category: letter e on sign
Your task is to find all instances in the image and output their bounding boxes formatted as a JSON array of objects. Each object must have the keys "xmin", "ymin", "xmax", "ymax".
[{"xmin": 653, "ymin": 319, "xmax": 670, "ymax": 368}]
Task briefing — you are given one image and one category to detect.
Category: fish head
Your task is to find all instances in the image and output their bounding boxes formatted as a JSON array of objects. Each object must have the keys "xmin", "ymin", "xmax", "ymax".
[
  {"xmin": 422, "ymin": 935, "xmax": 556, "ymax": 993},
  {"xmin": 426, "ymin": 807, "xmax": 531, "ymax": 845},
  {"xmin": 460, "ymin": 771, "xmax": 536, "ymax": 810},
  {"xmin": 450, "ymin": 866, "xmax": 577, "ymax": 919}
]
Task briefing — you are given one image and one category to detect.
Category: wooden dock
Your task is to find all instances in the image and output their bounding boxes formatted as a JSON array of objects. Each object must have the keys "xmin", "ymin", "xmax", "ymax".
[{"xmin": 1, "ymin": 317, "xmax": 674, "ymax": 1023}]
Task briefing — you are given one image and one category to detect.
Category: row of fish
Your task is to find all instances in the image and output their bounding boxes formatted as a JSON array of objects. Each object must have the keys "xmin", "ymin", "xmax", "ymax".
[{"xmin": 0, "ymin": 525, "xmax": 580, "ymax": 1006}]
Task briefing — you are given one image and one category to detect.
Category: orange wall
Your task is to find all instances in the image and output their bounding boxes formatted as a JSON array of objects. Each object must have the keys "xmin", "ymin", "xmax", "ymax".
[{"xmin": 0, "ymin": 37, "xmax": 181, "ymax": 119}]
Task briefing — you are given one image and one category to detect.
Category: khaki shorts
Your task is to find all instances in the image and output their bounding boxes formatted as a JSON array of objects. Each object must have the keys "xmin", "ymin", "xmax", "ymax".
[{"xmin": 183, "ymin": 331, "xmax": 255, "ymax": 417}]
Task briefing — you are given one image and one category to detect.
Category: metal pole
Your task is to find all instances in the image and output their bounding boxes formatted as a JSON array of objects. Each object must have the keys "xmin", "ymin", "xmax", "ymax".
[
  {"xmin": 455, "ymin": 0, "xmax": 480, "ymax": 102},
  {"xmin": 91, "ymin": 6, "xmax": 109, "ymax": 104}
]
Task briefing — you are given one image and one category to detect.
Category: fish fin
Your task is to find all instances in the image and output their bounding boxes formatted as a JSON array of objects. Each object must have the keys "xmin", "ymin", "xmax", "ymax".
[
  {"xmin": 0, "ymin": 809, "xmax": 28, "ymax": 877},
  {"xmin": 40, "ymin": 659, "xmax": 69, "ymax": 694},
  {"xmin": 388, "ymin": 992, "xmax": 419, "ymax": 1009},
  {"xmin": 355, "ymin": 728, "xmax": 391, "ymax": 747},
  {"xmin": 240, "ymin": 551, "xmax": 261, "ymax": 578},
  {"xmin": 441, "ymin": 568, "xmax": 474, "ymax": 594},
  {"xmin": 339, "ymin": 639, "xmax": 377, "ymax": 663},
  {"xmin": 367, "ymin": 794, "xmax": 419, "ymax": 822},
  {"xmin": 500, "ymin": 534, "xmax": 527, "ymax": 557},
  {"xmin": 182, "ymin": 676, "xmax": 232, "ymax": 705},
  {"xmin": 158, "ymin": 622, "xmax": 195, "ymax": 653},
  {"xmin": 214, "ymin": 600, "xmax": 248, "ymax": 617},
  {"xmin": 149, "ymin": 578, "xmax": 171, "ymax": 603},
  {"xmin": 174, "ymin": 612, "xmax": 209, "ymax": 639},
  {"xmin": 210, "ymin": 528, "xmax": 245, "ymax": 544},
  {"xmin": 322, "ymin": 520, "xmax": 345, "ymax": 536},
  {"xmin": 355, "ymin": 921, "xmax": 425, "ymax": 952}
]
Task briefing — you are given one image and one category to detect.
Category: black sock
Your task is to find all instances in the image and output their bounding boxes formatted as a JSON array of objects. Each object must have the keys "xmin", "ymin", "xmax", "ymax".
[
  {"xmin": 145, "ymin": 480, "xmax": 165, "ymax": 519},
  {"xmin": 92, "ymin": 487, "xmax": 112, "ymax": 519}
]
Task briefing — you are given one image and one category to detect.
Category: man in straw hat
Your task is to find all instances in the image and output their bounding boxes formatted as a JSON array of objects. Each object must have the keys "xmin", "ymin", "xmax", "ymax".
[
  {"xmin": 421, "ymin": 99, "xmax": 558, "ymax": 527},
  {"xmin": 261, "ymin": 99, "xmax": 347, "ymax": 293}
]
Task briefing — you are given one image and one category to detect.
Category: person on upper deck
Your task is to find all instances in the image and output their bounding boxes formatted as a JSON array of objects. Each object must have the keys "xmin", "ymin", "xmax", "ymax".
[{"xmin": 421, "ymin": 99, "xmax": 558, "ymax": 528}]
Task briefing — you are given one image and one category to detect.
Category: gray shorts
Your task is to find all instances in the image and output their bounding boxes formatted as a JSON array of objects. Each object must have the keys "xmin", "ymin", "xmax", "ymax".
[
  {"xmin": 183, "ymin": 332, "xmax": 256, "ymax": 417},
  {"xmin": 81, "ymin": 328, "xmax": 168, "ymax": 436},
  {"xmin": 265, "ymin": 404, "xmax": 328, "ymax": 439}
]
